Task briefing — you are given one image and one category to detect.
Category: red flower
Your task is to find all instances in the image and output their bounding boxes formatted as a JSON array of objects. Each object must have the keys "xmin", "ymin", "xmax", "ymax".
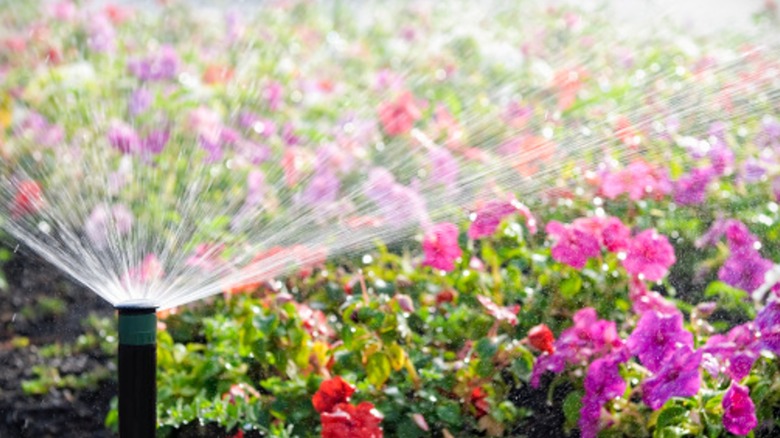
[
  {"xmin": 435, "ymin": 289, "xmax": 455, "ymax": 305},
  {"xmin": 378, "ymin": 91, "xmax": 422, "ymax": 136},
  {"xmin": 470, "ymin": 387, "xmax": 490, "ymax": 417},
  {"xmin": 527, "ymin": 324, "xmax": 555, "ymax": 354},
  {"xmin": 477, "ymin": 295, "xmax": 520, "ymax": 326},
  {"xmin": 321, "ymin": 402, "xmax": 383, "ymax": 438},
  {"xmin": 313, "ymin": 377, "xmax": 355, "ymax": 414},
  {"xmin": 11, "ymin": 180, "xmax": 43, "ymax": 218}
]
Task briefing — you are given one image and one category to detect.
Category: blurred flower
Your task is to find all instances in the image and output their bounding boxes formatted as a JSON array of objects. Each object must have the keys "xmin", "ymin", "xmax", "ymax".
[
  {"xmin": 641, "ymin": 346, "xmax": 702, "ymax": 410},
  {"xmin": 545, "ymin": 220, "xmax": 600, "ymax": 269},
  {"xmin": 321, "ymin": 402, "xmax": 383, "ymax": 438},
  {"xmin": 378, "ymin": 91, "xmax": 422, "ymax": 136},
  {"xmin": 755, "ymin": 115, "xmax": 780, "ymax": 149},
  {"xmin": 264, "ymin": 81, "xmax": 284, "ymax": 111},
  {"xmin": 142, "ymin": 129, "xmax": 169, "ymax": 155},
  {"xmin": 313, "ymin": 376, "xmax": 355, "ymax": 414},
  {"xmin": 755, "ymin": 301, "xmax": 780, "ymax": 355},
  {"xmin": 394, "ymin": 294, "xmax": 414, "ymax": 313},
  {"xmin": 673, "ymin": 167, "xmax": 713, "ymax": 205},
  {"xmin": 422, "ymin": 222, "xmax": 462, "ymax": 272},
  {"xmin": 300, "ymin": 168, "xmax": 340, "ymax": 206},
  {"xmin": 601, "ymin": 160, "xmax": 670, "ymax": 201},
  {"xmin": 722, "ymin": 382, "xmax": 758, "ymax": 436},
  {"xmin": 718, "ymin": 250, "xmax": 772, "ymax": 293},
  {"xmin": 579, "ymin": 351, "xmax": 628, "ymax": 438},
  {"xmin": 107, "ymin": 120, "xmax": 140, "ymax": 154},
  {"xmin": 84, "ymin": 204, "xmax": 134, "ymax": 249},
  {"xmin": 468, "ymin": 199, "xmax": 536, "ymax": 239},
  {"xmin": 185, "ymin": 243, "xmax": 225, "ymax": 272},
  {"xmin": 477, "ymin": 295, "xmax": 520, "ymax": 326},
  {"xmin": 572, "ymin": 216, "xmax": 630, "ymax": 252},
  {"xmin": 295, "ymin": 302, "xmax": 336, "ymax": 341},
  {"xmin": 469, "ymin": 387, "xmax": 490, "ymax": 418},
  {"xmin": 527, "ymin": 324, "xmax": 555, "ymax": 354},
  {"xmin": 128, "ymin": 46, "xmax": 180, "ymax": 81},
  {"xmin": 628, "ymin": 277, "xmax": 678, "ymax": 316},
  {"xmin": 126, "ymin": 254, "xmax": 164, "ymax": 285},
  {"xmin": 128, "ymin": 88, "xmax": 152, "ymax": 116},
  {"xmin": 531, "ymin": 308, "xmax": 622, "ymax": 387},
  {"xmin": 427, "ymin": 146, "xmax": 459, "ymax": 189},
  {"xmin": 622, "ymin": 229, "xmax": 675, "ymax": 281},
  {"xmin": 702, "ymin": 323, "xmax": 759, "ymax": 381},
  {"xmin": 626, "ymin": 309, "xmax": 692, "ymax": 373},
  {"xmin": 87, "ymin": 16, "xmax": 116, "ymax": 53},
  {"xmin": 10, "ymin": 180, "xmax": 43, "ymax": 218}
]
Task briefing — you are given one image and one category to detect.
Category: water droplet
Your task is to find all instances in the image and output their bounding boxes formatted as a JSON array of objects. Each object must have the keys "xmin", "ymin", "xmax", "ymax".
[{"xmin": 362, "ymin": 254, "xmax": 373, "ymax": 264}]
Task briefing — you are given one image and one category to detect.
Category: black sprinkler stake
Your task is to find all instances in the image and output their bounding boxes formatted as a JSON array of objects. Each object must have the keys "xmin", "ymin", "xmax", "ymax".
[{"xmin": 117, "ymin": 305, "xmax": 157, "ymax": 438}]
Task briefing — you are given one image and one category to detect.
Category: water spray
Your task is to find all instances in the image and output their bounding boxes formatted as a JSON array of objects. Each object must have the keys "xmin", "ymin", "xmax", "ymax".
[{"xmin": 116, "ymin": 301, "xmax": 157, "ymax": 437}]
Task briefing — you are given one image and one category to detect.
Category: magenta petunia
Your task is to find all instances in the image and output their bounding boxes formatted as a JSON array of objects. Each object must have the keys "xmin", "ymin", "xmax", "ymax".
[
  {"xmin": 641, "ymin": 346, "xmax": 702, "ymax": 410},
  {"xmin": 628, "ymin": 277, "xmax": 678, "ymax": 316},
  {"xmin": 718, "ymin": 251, "xmax": 772, "ymax": 293},
  {"xmin": 702, "ymin": 323, "xmax": 760, "ymax": 381},
  {"xmin": 673, "ymin": 167, "xmax": 713, "ymax": 206},
  {"xmin": 578, "ymin": 350, "xmax": 629, "ymax": 438},
  {"xmin": 422, "ymin": 222, "xmax": 462, "ymax": 272},
  {"xmin": 626, "ymin": 309, "xmax": 692, "ymax": 373},
  {"xmin": 755, "ymin": 301, "xmax": 780, "ymax": 355},
  {"xmin": 722, "ymin": 382, "xmax": 758, "ymax": 436},
  {"xmin": 621, "ymin": 229, "xmax": 675, "ymax": 281},
  {"xmin": 531, "ymin": 308, "xmax": 623, "ymax": 388},
  {"xmin": 546, "ymin": 221, "xmax": 601, "ymax": 269},
  {"xmin": 468, "ymin": 199, "xmax": 537, "ymax": 239}
]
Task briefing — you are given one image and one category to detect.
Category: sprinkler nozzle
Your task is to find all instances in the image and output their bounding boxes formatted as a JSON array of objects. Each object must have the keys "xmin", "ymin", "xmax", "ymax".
[{"xmin": 117, "ymin": 305, "xmax": 157, "ymax": 438}]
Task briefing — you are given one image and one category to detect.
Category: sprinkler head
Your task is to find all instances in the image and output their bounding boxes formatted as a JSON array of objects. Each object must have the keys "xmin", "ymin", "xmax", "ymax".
[{"xmin": 116, "ymin": 303, "xmax": 158, "ymax": 437}]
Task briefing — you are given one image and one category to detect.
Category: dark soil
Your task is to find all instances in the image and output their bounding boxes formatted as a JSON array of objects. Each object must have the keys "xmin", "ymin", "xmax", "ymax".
[{"xmin": 0, "ymin": 247, "xmax": 116, "ymax": 438}]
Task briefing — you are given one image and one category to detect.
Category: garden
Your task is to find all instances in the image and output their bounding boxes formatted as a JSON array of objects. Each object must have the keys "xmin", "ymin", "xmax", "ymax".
[{"xmin": 1, "ymin": 0, "xmax": 780, "ymax": 437}]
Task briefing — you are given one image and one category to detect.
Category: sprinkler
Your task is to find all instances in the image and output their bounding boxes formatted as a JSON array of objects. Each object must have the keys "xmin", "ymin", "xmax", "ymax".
[{"xmin": 117, "ymin": 301, "xmax": 157, "ymax": 437}]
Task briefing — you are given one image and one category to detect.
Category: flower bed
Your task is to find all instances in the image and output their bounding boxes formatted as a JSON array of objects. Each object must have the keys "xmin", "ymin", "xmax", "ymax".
[{"xmin": 1, "ymin": 1, "xmax": 780, "ymax": 437}]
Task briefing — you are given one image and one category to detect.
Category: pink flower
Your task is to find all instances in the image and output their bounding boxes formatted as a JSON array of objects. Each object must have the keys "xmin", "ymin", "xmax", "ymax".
[
  {"xmin": 572, "ymin": 216, "xmax": 630, "ymax": 252},
  {"xmin": 600, "ymin": 160, "xmax": 670, "ymax": 201},
  {"xmin": 722, "ymin": 382, "xmax": 758, "ymax": 436},
  {"xmin": 622, "ymin": 229, "xmax": 675, "ymax": 281},
  {"xmin": 422, "ymin": 222, "xmax": 462, "ymax": 271},
  {"xmin": 84, "ymin": 204, "xmax": 134, "ymax": 249},
  {"xmin": 477, "ymin": 295, "xmax": 520, "ymax": 326},
  {"xmin": 107, "ymin": 120, "xmax": 140, "ymax": 154},
  {"xmin": 628, "ymin": 277, "xmax": 678, "ymax": 316},
  {"xmin": 378, "ymin": 91, "xmax": 422, "ymax": 136},
  {"xmin": 546, "ymin": 221, "xmax": 601, "ymax": 269},
  {"xmin": 468, "ymin": 199, "xmax": 537, "ymax": 239}
]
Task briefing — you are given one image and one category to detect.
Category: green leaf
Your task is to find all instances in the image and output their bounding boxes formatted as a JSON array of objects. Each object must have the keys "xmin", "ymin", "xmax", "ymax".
[
  {"xmin": 656, "ymin": 405, "xmax": 688, "ymax": 429},
  {"xmin": 366, "ymin": 352, "xmax": 392, "ymax": 388},
  {"xmin": 386, "ymin": 343, "xmax": 406, "ymax": 371},
  {"xmin": 562, "ymin": 391, "xmax": 582, "ymax": 430},
  {"xmin": 560, "ymin": 275, "xmax": 582, "ymax": 299}
]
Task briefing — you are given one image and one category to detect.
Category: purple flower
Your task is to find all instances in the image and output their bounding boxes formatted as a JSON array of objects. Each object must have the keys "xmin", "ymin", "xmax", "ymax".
[
  {"xmin": 755, "ymin": 301, "xmax": 780, "ymax": 355},
  {"xmin": 142, "ymin": 129, "xmax": 169, "ymax": 155},
  {"xmin": 546, "ymin": 221, "xmax": 601, "ymax": 269},
  {"xmin": 531, "ymin": 308, "xmax": 623, "ymax": 387},
  {"xmin": 128, "ymin": 88, "xmax": 152, "ymax": 116},
  {"xmin": 628, "ymin": 277, "xmax": 678, "ymax": 316},
  {"xmin": 673, "ymin": 167, "xmax": 712, "ymax": 205},
  {"xmin": 468, "ymin": 200, "xmax": 524, "ymax": 239},
  {"xmin": 107, "ymin": 121, "xmax": 140, "ymax": 154},
  {"xmin": 718, "ymin": 251, "xmax": 772, "ymax": 293},
  {"xmin": 725, "ymin": 220, "xmax": 760, "ymax": 253},
  {"xmin": 128, "ymin": 46, "xmax": 180, "ymax": 81},
  {"xmin": 84, "ymin": 204, "xmax": 133, "ymax": 249},
  {"xmin": 264, "ymin": 81, "xmax": 284, "ymax": 111},
  {"xmin": 622, "ymin": 229, "xmax": 676, "ymax": 282},
  {"xmin": 702, "ymin": 323, "xmax": 759, "ymax": 381},
  {"xmin": 578, "ymin": 351, "xmax": 629, "ymax": 438},
  {"xmin": 708, "ymin": 143, "xmax": 734, "ymax": 176},
  {"xmin": 742, "ymin": 159, "xmax": 766, "ymax": 183},
  {"xmin": 641, "ymin": 346, "xmax": 702, "ymax": 410},
  {"xmin": 364, "ymin": 168, "xmax": 429, "ymax": 229},
  {"xmin": 87, "ymin": 16, "xmax": 116, "ymax": 53},
  {"xmin": 300, "ymin": 168, "xmax": 340, "ymax": 206},
  {"xmin": 427, "ymin": 146, "xmax": 459, "ymax": 189},
  {"xmin": 722, "ymin": 382, "xmax": 758, "ymax": 436},
  {"xmin": 755, "ymin": 115, "xmax": 780, "ymax": 149},
  {"xmin": 626, "ymin": 310, "xmax": 692, "ymax": 373}
]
